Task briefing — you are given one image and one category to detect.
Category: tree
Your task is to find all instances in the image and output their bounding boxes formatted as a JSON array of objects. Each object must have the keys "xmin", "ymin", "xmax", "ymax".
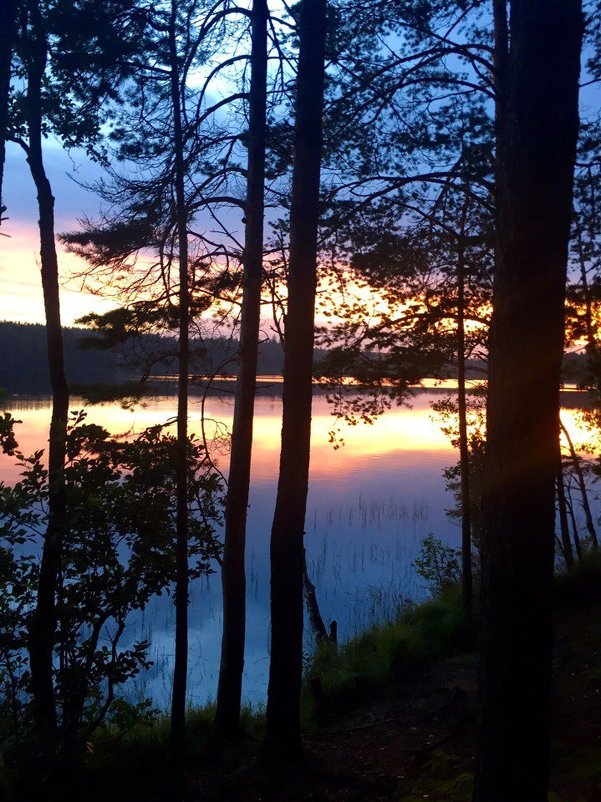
[
  {"xmin": 18, "ymin": 0, "xmax": 71, "ymax": 746},
  {"xmin": 455, "ymin": 196, "xmax": 475, "ymax": 615},
  {"xmin": 0, "ymin": 0, "xmax": 18, "ymax": 223},
  {"xmin": 318, "ymin": 161, "xmax": 493, "ymax": 615},
  {"xmin": 214, "ymin": 0, "xmax": 268, "ymax": 738},
  {"xmin": 569, "ymin": 140, "xmax": 601, "ymax": 398},
  {"xmin": 0, "ymin": 410, "xmax": 221, "ymax": 781},
  {"xmin": 8, "ymin": 0, "xmax": 149, "ymax": 749},
  {"xmin": 264, "ymin": 0, "xmax": 327, "ymax": 760},
  {"xmin": 310, "ymin": 5, "xmax": 496, "ymax": 613},
  {"xmin": 560, "ymin": 417, "xmax": 598, "ymax": 549},
  {"xmin": 168, "ymin": 0, "xmax": 192, "ymax": 753},
  {"xmin": 474, "ymin": 2, "xmax": 583, "ymax": 800},
  {"xmin": 59, "ymin": 0, "xmax": 256, "ymax": 746}
]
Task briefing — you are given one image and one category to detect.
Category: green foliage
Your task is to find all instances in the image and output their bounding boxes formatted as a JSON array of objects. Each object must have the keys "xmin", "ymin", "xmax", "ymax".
[
  {"xmin": 0, "ymin": 410, "xmax": 222, "ymax": 747},
  {"xmin": 413, "ymin": 533, "xmax": 461, "ymax": 594},
  {"xmin": 9, "ymin": 0, "xmax": 152, "ymax": 159}
]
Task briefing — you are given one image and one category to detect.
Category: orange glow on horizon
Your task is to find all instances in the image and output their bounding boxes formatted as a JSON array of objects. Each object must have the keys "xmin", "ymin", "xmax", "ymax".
[
  {"xmin": 0, "ymin": 220, "xmax": 116, "ymax": 325},
  {"xmin": 2, "ymin": 393, "xmax": 594, "ymax": 489},
  {"xmin": 0, "ymin": 394, "xmax": 455, "ymax": 487}
]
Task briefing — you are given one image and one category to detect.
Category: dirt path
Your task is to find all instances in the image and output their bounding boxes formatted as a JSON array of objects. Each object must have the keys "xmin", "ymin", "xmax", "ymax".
[{"xmin": 189, "ymin": 597, "xmax": 601, "ymax": 802}]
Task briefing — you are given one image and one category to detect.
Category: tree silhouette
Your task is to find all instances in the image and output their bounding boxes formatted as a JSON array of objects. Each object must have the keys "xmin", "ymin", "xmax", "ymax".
[
  {"xmin": 474, "ymin": 2, "xmax": 583, "ymax": 799},
  {"xmin": 215, "ymin": 0, "xmax": 268, "ymax": 738},
  {"xmin": 264, "ymin": 0, "xmax": 327, "ymax": 760}
]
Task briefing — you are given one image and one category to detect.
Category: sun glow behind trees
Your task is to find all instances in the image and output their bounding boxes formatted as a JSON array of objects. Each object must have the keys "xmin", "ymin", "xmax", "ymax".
[{"xmin": 0, "ymin": 0, "xmax": 599, "ymax": 794}]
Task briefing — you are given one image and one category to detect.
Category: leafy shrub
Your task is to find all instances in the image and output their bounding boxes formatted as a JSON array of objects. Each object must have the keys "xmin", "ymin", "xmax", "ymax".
[
  {"xmin": 0, "ymin": 410, "xmax": 222, "ymax": 748},
  {"xmin": 413, "ymin": 533, "xmax": 461, "ymax": 594}
]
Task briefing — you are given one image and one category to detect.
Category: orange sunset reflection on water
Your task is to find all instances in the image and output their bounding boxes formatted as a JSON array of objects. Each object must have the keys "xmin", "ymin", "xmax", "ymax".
[
  {"xmin": 0, "ymin": 389, "xmax": 593, "ymax": 486},
  {"xmin": 0, "ymin": 388, "xmax": 598, "ymax": 707},
  {"xmin": 0, "ymin": 392, "xmax": 455, "ymax": 486}
]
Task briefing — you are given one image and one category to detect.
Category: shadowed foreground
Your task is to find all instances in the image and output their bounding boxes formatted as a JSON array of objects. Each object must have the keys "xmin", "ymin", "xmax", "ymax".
[{"xmin": 21, "ymin": 569, "xmax": 600, "ymax": 802}]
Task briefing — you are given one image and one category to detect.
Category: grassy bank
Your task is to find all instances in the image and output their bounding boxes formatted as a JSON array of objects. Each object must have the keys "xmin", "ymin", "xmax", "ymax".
[
  {"xmin": 302, "ymin": 584, "xmax": 475, "ymax": 728},
  {"xmin": 301, "ymin": 552, "xmax": 601, "ymax": 728},
  {"xmin": 5, "ymin": 558, "xmax": 601, "ymax": 801}
]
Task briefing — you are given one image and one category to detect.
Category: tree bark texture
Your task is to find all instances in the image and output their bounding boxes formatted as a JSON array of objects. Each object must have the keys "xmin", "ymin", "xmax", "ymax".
[
  {"xmin": 24, "ymin": 0, "xmax": 70, "ymax": 745},
  {"xmin": 474, "ymin": 2, "xmax": 582, "ymax": 801},
  {"xmin": 0, "ymin": 0, "xmax": 18, "ymax": 221},
  {"xmin": 264, "ymin": 0, "xmax": 327, "ymax": 760},
  {"xmin": 169, "ymin": 0, "xmax": 191, "ymax": 752},
  {"xmin": 456, "ymin": 207, "xmax": 473, "ymax": 617},
  {"xmin": 214, "ymin": 0, "xmax": 268, "ymax": 737}
]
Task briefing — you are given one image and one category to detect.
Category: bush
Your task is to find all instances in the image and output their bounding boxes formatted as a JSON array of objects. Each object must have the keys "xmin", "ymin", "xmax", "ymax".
[
  {"xmin": 0, "ymin": 410, "xmax": 223, "ymax": 755},
  {"xmin": 413, "ymin": 533, "xmax": 462, "ymax": 594}
]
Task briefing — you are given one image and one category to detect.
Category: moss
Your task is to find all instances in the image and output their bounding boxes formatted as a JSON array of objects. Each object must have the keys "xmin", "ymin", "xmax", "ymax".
[{"xmin": 395, "ymin": 752, "xmax": 473, "ymax": 801}]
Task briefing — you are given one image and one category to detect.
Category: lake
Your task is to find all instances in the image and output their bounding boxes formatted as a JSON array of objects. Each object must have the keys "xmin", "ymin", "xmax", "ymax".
[{"xmin": 0, "ymin": 387, "xmax": 594, "ymax": 710}]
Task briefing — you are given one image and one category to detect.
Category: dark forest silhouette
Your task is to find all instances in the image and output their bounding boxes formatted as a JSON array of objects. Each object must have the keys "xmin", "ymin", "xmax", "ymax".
[{"xmin": 1, "ymin": 0, "xmax": 600, "ymax": 799}]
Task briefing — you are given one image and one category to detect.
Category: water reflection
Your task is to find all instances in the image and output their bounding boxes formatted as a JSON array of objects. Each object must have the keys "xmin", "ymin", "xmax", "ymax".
[{"xmin": 0, "ymin": 390, "xmax": 595, "ymax": 709}]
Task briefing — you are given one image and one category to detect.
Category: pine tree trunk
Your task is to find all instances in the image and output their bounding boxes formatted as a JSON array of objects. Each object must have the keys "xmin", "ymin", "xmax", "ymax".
[
  {"xmin": 474, "ymin": 3, "xmax": 582, "ymax": 800},
  {"xmin": 24, "ymin": 0, "xmax": 70, "ymax": 746},
  {"xmin": 214, "ymin": 0, "xmax": 268, "ymax": 737},
  {"xmin": 0, "ymin": 0, "xmax": 18, "ymax": 221},
  {"xmin": 456, "ymin": 207, "xmax": 472, "ymax": 617},
  {"xmin": 264, "ymin": 0, "xmax": 327, "ymax": 760},
  {"xmin": 169, "ymin": 0, "xmax": 191, "ymax": 752}
]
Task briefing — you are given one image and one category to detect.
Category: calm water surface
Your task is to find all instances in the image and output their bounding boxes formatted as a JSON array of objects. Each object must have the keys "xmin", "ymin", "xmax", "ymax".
[{"xmin": 0, "ymin": 389, "xmax": 592, "ymax": 709}]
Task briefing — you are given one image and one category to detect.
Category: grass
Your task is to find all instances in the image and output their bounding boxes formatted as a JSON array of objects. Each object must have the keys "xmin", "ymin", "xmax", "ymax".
[
  {"xmin": 0, "ymin": 703, "xmax": 267, "ymax": 801},
  {"xmin": 4, "ymin": 586, "xmax": 472, "ymax": 797},
  {"xmin": 86, "ymin": 702, "xmax": 266, "ymax": 769},
  {"xmin": 301, "ymin": 551, "xmax": 601, "ymax": 730},
  {"xmin": 73, "ymin": 586, "xmax": 474, "ymax": 770},
  {"xmin": 6, "ymin": 557, "xmax": 601, "ymax": 800},
  {"xmin": 301, "ymin": 583, "xmax": 475, "ymax": 728}
]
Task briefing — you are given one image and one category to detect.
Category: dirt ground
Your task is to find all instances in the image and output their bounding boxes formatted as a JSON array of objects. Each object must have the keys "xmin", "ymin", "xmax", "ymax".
[
  {"xmin": 72, "ymin": 592, "xmax": 601, "ymax": 802},
  {"xmin": 187, "ymin": 597, "xmax": 601, "ymax": 802}
]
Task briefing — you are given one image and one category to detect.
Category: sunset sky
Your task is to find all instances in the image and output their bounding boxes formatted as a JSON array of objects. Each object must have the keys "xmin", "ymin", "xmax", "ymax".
[
  {"xmin": 0, "ymin": 138, "xmax": 385, "ymax": 332},
  {"xmin": 1, "ymin": 140, "xmax": 119, "ymax": 325}
]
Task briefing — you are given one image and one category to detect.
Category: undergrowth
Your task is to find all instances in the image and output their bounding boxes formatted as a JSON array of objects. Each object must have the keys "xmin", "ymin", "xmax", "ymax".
[
  {"xmin": 5, "ymin": 555, "xmax": 601, "ymax": 800},
  {"xmin": 301, "ymin": 584, "xmax": 477, "ymax": 729}
]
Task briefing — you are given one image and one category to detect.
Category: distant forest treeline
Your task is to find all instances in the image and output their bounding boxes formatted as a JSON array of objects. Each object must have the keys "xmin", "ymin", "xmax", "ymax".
[
  {"xmin": 0, "ymin": 322, "xmax": 288, "ymax": 394},
  {"xmin": 0, "ymin": 321, "xmax": 590, "ymax": 395}
]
